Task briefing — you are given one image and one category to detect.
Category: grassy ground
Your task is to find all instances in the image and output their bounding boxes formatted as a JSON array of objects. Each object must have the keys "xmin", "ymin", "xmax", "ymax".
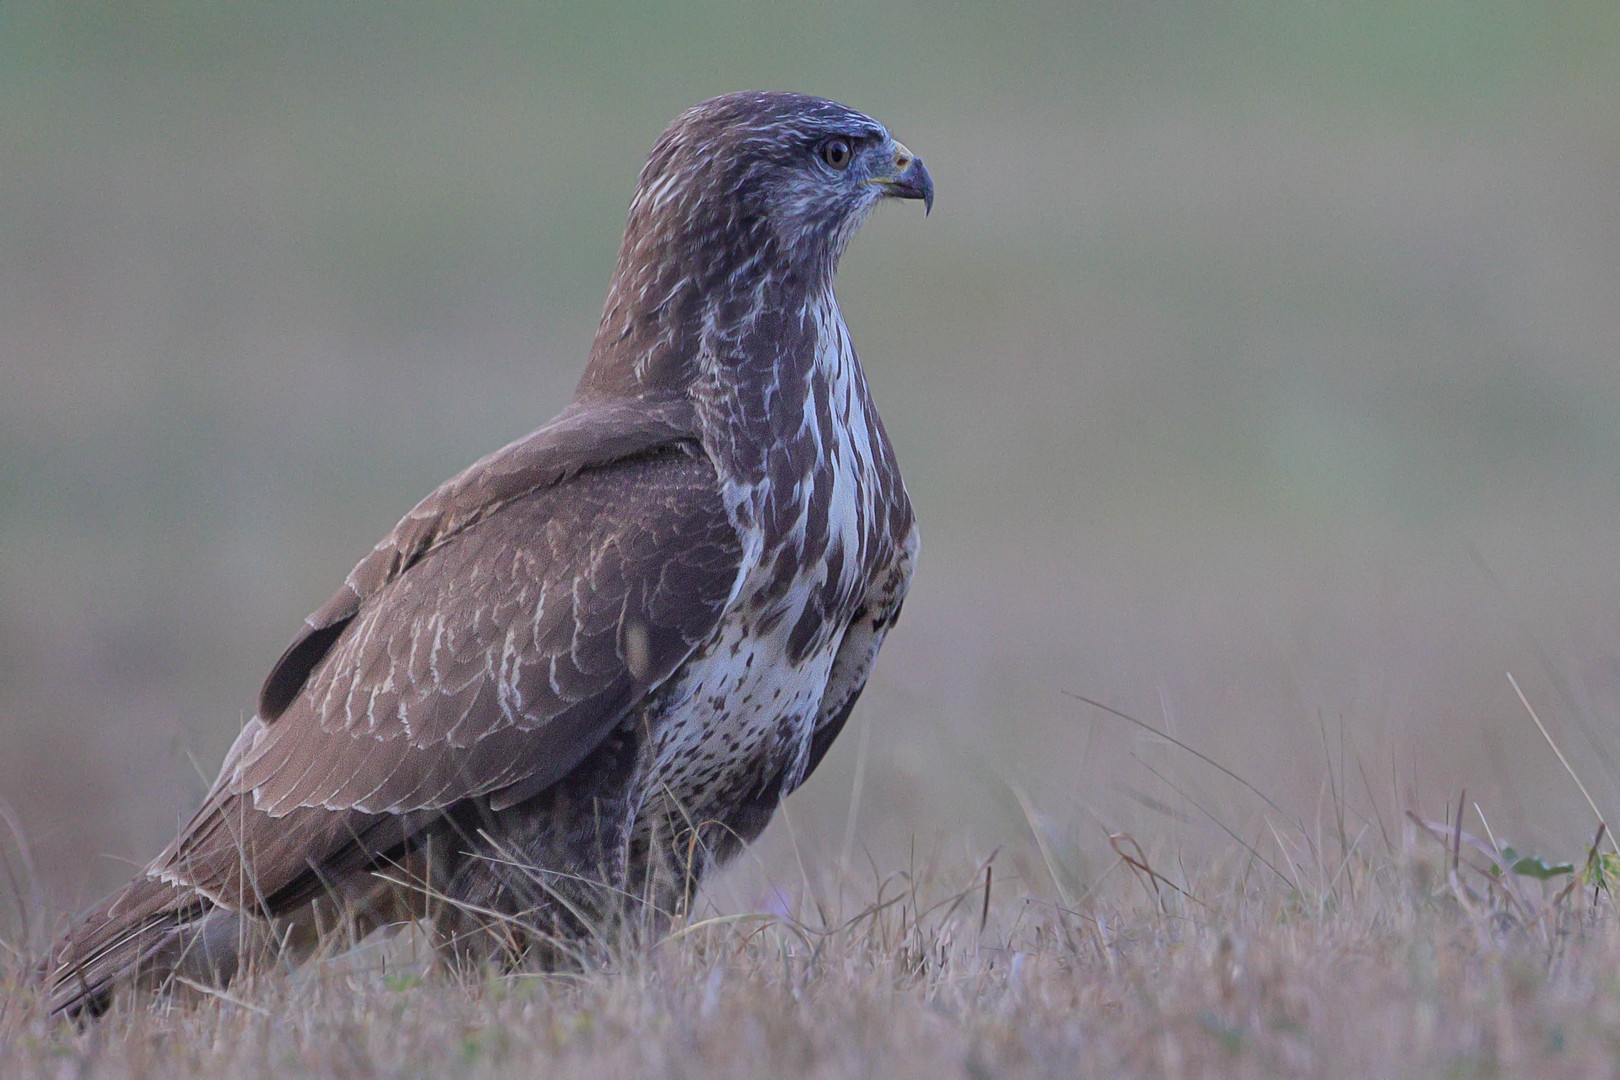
[{"xmin": 6, "ymin": 799, "xmax": 1620, "ymax": 1079}]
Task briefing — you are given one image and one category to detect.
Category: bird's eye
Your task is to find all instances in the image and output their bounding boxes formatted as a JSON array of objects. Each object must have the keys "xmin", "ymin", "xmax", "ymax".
[{"xmin": 821, "ymin": 138, "xmax": 852, "ymax": 170}]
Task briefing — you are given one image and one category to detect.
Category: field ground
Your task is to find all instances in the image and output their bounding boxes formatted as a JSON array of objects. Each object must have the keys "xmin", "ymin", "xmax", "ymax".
[{"xmin": 7, "ymin": 793, "xmax": 1620, "ymax": 1079}]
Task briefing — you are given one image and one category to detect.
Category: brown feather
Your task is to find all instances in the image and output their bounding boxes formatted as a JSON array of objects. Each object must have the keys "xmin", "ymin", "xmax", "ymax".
[{"xmin": 47, "ymin": 876, "xmax": 213, "ymax": 1015}]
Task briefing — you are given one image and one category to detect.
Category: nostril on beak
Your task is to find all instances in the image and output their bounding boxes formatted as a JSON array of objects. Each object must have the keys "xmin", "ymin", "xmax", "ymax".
[{"xmin": 892, "ymin": 141, "xmax": 914, "ymax": 173}]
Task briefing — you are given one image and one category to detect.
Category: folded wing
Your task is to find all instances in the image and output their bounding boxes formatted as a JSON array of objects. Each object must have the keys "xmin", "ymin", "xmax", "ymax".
[{"xmin": 151, "ymin": 399, "xmax": 744, "ymax": 909}]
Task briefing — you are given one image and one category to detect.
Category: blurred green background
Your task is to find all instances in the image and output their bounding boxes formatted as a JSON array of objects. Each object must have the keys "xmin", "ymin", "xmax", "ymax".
[{"xmin": 5, "ymin": 1, "xmax": 1620, "ymax": 917}]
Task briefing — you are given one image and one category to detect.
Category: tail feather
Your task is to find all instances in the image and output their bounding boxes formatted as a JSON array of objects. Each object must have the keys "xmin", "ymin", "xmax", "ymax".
[{"xmin": 48, "ymin": 875, "xmax": 232, "ymax": 1016}]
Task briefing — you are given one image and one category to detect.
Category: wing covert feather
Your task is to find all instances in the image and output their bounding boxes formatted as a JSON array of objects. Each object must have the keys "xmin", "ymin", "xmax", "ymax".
[
  {"xmin": 153, "ymin": 443, "xmax": 742, "ymax": 905},
  {"xmin": 258, "ymin": 395, "xmax": 700, "ymax": 720},
  {"xmin": 239, "ymin": 445, "xmax": 741, "ymax": 815}
]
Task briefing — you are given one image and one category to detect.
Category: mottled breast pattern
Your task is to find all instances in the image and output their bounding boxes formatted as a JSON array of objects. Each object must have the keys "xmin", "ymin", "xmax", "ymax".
[{"xmin": 637, "ymin": 291, "xmax": 915, "ymax": 824}]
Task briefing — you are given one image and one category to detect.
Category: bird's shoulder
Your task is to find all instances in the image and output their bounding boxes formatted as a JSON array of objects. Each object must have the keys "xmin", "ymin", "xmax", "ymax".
[{"xmin": 257, "ymin": 392, "xmax": 709, "ymax": 722}]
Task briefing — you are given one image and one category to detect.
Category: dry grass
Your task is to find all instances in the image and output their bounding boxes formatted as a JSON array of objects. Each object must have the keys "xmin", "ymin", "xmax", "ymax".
[{"xmin": 6, "ymin": 800, "xmax": 1620, "ymax": 1080}]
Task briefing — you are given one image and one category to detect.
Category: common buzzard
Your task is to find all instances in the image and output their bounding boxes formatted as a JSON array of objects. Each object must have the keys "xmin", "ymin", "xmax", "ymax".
[{"xmin": 48, "ymin": 91, "xmax": 930, "ymax": 1015}]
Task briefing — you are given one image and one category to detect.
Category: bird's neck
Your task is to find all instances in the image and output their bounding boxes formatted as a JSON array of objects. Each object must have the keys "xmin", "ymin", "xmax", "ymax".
[
  {"xmin": 578, "ymin": 246, "xmax": 851, "ymax": 456},
  {"xmin": 580, "ymin": 254, "xmax": 896, "ymax": 589},
  {"xmin": 692, "ymin": 283, "xmax": 861, "ymax": 466},
  {"xmin": 576, "ymin": 215, "xmax": 839, "ymax": 398}
]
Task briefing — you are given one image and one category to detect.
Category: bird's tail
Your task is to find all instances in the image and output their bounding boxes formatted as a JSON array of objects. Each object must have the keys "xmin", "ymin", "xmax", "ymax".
[{"xmin": 46, "ymin": 874, "xmax": 239, "ymax": 1017}]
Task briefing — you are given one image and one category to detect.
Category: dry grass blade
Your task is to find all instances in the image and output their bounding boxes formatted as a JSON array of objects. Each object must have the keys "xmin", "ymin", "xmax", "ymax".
[
  {"xmin": 1133, "ymin": 753, "xmax": 1296, "ymax": 891},
  {"xmin": 979, "ymin": 862, "xmax": 992, "ymax": 935},
  {"xmin": 655, "ymin": 912, "xmax": 778, "ymax": 946},
  {"xmin": 1509, "ymin": 672, "xmax": 1620, "ymax": 856},
  {"xmin": 1011, "ymin": 783, "xmax": 1076, "ymax": 910},
  {"xmin": 169, "ymin": 975, "xmax": 271, "ymax": 1016},
  {"xmin": 1108, "ymin": 831, "xmax": 1208, "ymax": 910},
  {"xmin": 1069, "ymin": 692, "xmax": 1306, "ymax": 836}
]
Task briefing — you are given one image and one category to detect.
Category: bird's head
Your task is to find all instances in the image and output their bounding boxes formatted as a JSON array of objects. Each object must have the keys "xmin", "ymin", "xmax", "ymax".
[
  {"xmin": 642, "ymin": 91, "xmax": 930, "ymax": 264},
  {"xmin": 586, "ymin": 92, "xmax": 930, "ymax": 396},
  {"xmin": 628, "ymin": 92, "xmax": 930, "ymax": 283}
]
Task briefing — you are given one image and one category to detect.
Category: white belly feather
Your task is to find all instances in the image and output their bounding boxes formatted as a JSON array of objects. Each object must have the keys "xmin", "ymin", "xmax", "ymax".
[{"xmin": 642, "ymin": 594, "xmax": 843, "ymax": 821}]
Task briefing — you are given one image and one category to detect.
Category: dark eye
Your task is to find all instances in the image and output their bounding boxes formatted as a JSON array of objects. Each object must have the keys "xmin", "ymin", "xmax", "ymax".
[{"xmin": 820, "ymin": 138, "xmax": 852, "ymax": 170}]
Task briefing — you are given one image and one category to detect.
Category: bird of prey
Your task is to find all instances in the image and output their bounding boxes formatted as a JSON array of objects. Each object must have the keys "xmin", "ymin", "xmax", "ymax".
[{"xmin": 48, "ymin": 91, "xmax": 930, "ymax": 1015}]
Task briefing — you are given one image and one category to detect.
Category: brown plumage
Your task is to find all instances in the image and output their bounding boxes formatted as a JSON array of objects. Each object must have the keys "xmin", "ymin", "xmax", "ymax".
[{"xmin": 48, "ymin": 91, "xmax": 931, "ymax": 1016}]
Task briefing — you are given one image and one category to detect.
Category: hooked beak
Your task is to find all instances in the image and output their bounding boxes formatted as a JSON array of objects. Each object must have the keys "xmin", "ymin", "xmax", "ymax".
[{"xmin": 873, "ymin": 140, "xmax": 934, "ymax": 215}]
